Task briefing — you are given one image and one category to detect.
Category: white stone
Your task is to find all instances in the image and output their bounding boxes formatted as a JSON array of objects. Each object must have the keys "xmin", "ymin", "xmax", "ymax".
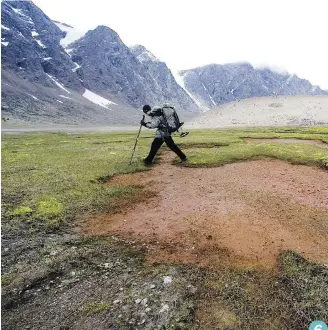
[
  {"xmin": 159, "ymin": 304, "xmax": 169, "ymax": 313},
  {"xmin": 163, "ymin": 276, "xmax": 172, "ymax": 285}
]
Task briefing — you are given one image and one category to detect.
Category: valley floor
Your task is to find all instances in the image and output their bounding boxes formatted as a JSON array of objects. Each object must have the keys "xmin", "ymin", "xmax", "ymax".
[{"xmin": 2, "ymin": 127, "xmax": 328, "ymax": 329}]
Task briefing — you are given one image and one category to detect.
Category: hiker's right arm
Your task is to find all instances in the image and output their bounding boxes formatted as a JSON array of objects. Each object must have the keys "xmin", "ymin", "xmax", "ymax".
[{"xmin": 141, "ymin": 117, "xmax": 161, "ymax": 129}]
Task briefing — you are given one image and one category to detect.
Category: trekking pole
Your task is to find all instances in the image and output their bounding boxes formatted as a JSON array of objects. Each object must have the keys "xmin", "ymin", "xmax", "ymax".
[{"xmin": 129, "ymin": 115, "xmax": 145, "ymax": 165}]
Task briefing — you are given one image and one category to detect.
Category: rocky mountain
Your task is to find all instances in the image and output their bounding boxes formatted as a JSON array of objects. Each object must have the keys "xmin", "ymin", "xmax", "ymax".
[
  {"xmin": 177, "ymin": 63, "xmax": 328, "ymax": 110},
  {"xmin": 1, "ymin": 1, "xmax": 327, "ymax": 126},
  {"xmin": 1, "ymin": 1, "xmax": 82, "ymax": 90},
  {"xmin": 1, "ymin": 1, "xmax": 198, "ymax": 125},
  {"xmin": 130, "ymin": 45, "xmax": 198, "ymax": 111}
]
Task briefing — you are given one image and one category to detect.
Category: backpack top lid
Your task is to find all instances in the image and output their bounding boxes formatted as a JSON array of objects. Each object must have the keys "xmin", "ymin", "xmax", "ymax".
[
  {"xmin": 163, "ymin": 103, "xmax": 174, "ymax": 109},
  {"xmin": 147, "ymin": 106, "xmax": 162, "ymax": 117}
]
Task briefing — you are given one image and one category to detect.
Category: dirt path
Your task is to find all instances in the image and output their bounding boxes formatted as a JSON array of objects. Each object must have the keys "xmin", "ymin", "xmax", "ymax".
[
  {"xmin": 244, "ymin": 138, "xmax": 328, "ymax": 148},
  {"xmin": 79, "ymin": 154, "xmax": 328, "ymax": 269}
]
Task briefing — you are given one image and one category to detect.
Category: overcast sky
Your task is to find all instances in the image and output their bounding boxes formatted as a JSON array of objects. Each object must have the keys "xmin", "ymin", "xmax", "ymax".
[{"xmin": 34, "ymin": 0, "xmax": 328, "ymax": 89}]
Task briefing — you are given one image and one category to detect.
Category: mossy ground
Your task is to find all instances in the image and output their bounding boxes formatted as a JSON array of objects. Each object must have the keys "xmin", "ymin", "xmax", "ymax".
[{"xmin": 2, "ymin": 126, "xmax": 327, "ymax": 228}]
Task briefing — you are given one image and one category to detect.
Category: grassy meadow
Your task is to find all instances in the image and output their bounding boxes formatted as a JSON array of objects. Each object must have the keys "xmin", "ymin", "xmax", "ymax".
[{"xmin": 2, "ymin": 126, "xmax": 328, "ymax": 228}]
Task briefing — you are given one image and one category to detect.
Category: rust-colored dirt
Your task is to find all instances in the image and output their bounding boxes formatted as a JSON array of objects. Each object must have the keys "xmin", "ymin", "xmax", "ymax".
[{"xmin": 78, "ymin": 153, "xmax": 328, "ymax": 269}]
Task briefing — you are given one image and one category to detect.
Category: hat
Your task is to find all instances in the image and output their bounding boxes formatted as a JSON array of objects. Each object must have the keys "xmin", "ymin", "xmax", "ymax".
[{"xmin": 142, "ymin": 105, "xmax": 151, "ymax": 113}]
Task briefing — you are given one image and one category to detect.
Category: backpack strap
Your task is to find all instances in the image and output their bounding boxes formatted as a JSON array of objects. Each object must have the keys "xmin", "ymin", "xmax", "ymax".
[{"xmin": 161, "ymin": 107, "xmax": 170, "ymax": 134}]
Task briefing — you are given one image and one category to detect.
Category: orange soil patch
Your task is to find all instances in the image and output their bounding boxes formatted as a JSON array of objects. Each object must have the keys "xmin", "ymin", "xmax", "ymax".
[
  {"xmin": 244, "ymin": 138, "xmax": 328, "ymax": 148},
  {"xmin": 78, "ymin": 154, "xmax": 328, "ymax": 269}
]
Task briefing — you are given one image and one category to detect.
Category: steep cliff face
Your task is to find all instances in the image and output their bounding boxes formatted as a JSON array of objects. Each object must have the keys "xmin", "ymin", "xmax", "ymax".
[
  {"xmin": 130, "ymin": 45, "xmax": 199, "ymax": 111},
  {"xmin": 66, "ymin": 31, "xmax": 199, "ymax": 111},
  {"xmin": 67, "ymin": 26, "xmax": 158, "ymax": 107},
  {"xmin": 1, "ymin": 1, "xmax": 82, "ymax": 91}
]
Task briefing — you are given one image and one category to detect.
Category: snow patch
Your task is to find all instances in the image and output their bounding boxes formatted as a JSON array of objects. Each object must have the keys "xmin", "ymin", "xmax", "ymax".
[
  {"xmin": 137, "ymin": 50, "xmax": 159, "ymax": 63},
  {"xmin": 11, "ymin": 7, "xmax": 27, "ymax": 16},
  {"xmin": 35, "ymin": 39, "xmax": 46, "ymax": 49},
  {"xmin": 201, "ymin": 82, "xmax": 216, "ymax": 106},
  {"xmin": 54, "ymin": 22, "xmax": 85, "ymax": 48},
  {"xmin": 285, "ymin": 74, "xmax": 295, "ymax": 85},
  {"xmin": 31, "ymin": 30, "xmax": 39, "ymax": 37},
  {"xmin": 1, "ymin": 42, "xmax": 9, "ymax": 47},
  {"xmin": 72, "ymin": 62, "xmax": 81, "ymax": 72},
  {"xmin": 83, "ymin": 89, "xmax": 117, "ymax": 109},
  {"xmin": 27, "ymin": 94, "xmax": 39, "ymax": 100},
  {"xmin": 56, "ymin": 100, "xmax": 64, "ymax": 104},
  {"xmin": 1, "ymin": 25, "xmax": 10, "ymax": 31},
  {"xmin": 59, "ymin": 95, "xmax": 71, "ymax": 99},
  {"xmin": 311, "ymin": 85, "xmax": 319, "ymax": 93},
  {"xmin": 65, "ymin": 48, "xmax": 74, "ymax": 55},
  {"xmin": 172, "ymin": 70, "xmax": 207, "ymax": 110},
  {"xmin": 43, "ymin": 57, "xmax": 52, "ymax": 61},
  {"xmin": 10, "ymin": 6, "xmax": 34, "ymax": 24},
  {"xmin": 46, "ymin": 74, "xmax": 70, "ymax": 94}
]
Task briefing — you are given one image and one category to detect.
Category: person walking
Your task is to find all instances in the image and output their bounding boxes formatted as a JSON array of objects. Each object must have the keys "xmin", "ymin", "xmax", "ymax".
[{"xmin": 141, "ymin": 104, "xmax": 187, "ymax": 165}]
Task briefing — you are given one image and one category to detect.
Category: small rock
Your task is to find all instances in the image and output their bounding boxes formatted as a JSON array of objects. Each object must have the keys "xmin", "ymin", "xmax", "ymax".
[
  {"xmin": 150, "ymin": 284, "xmax": 156, "ymax": 289},
  {"xmin": 70, "ymin": 271, "xmax": 76, "ymax": 276},
  {"xmin": 188, "ymin": 285, "xmax": 197, "ymax": 294},
  {"xmin": 113, "ymin": 300, "xmax": 121, "ymax": 304},
  {"xmin": 135, "ymin": 298, "xmax": 141, "ymax": 304},
  {"xmin": 141, "ymin": 298, "xmax": 148, "ymax": 306},
  {"xmin": 163, "ymin": 276, "xmax": 172, "ymax": 285},
  {"xmin": 104, "ymin": 263, "xmax": 110, "ymax": 269},
  {"xmin": 145, "ymin": 307, "xmax": 151, "ymax": 313},
  {"xmin": 50, "ymin": 251, "xmax": 57, "ymax": 256},
  {"xmin": 4, "ymin": 248, "xmax": 9, "ymax": 252},
  {"xmin": 159, "ymin": 304, "xmax": 169, "ymax": 313}
]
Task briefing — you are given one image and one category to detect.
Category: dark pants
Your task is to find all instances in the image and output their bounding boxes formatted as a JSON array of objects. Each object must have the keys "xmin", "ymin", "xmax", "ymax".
[{"xmin": 144, "ymin": 136, "xmax": 186, "ymax": 163}]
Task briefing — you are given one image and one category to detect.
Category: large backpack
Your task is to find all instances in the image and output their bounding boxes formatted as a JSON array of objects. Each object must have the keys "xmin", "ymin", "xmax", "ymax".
[
  {"xmin": 147, "ymin": 105, "xmax": 181, "ymax": 133},
  {"xmin": 161, "ymin": 105, "xmax": 181, "ymax": 133}
]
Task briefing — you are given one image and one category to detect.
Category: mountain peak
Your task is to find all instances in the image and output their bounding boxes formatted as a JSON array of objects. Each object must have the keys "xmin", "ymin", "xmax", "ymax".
[
  {"xmin": 78, "ymin": 25, "xmax": 122, "ymax": 45},
  {"xmin": 130, "ymin": 44, "xmax": 160, "ymax": 63}
]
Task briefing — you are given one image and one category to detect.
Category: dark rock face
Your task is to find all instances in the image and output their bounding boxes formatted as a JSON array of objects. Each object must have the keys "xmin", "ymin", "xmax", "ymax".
[
  {"xmin": 68, "ymin": 31, "xmax": 199, "ymax": 111},
  {"xmin": 1, "ymin": 1, "xmax": 83, "ymax": 92},
  {"xmin": 179, "ymin": 63, "xmax": 328, "ymax": 109},
  {"xmin": 68, "ymin": 26, "xmax": 155, "ymax": 107},
  {"xmin": 130, "ymin": 45, "xmax": 199, "ymax": 111}
]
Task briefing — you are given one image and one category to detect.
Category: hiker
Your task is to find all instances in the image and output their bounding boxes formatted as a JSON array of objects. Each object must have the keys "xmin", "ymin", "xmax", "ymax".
[{"xmin": 141, "ymin": 104, "xmax": 187, "ymax": 165}]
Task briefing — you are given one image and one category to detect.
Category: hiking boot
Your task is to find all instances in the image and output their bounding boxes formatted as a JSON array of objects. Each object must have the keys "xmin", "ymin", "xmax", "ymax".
[
  {"xmin": 180, "ymin": 157, "xmax": 188, "ymax": 163},
  {"xmin": 143, "ymin": 159, "xmax": 152, "ymax": 166}
]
